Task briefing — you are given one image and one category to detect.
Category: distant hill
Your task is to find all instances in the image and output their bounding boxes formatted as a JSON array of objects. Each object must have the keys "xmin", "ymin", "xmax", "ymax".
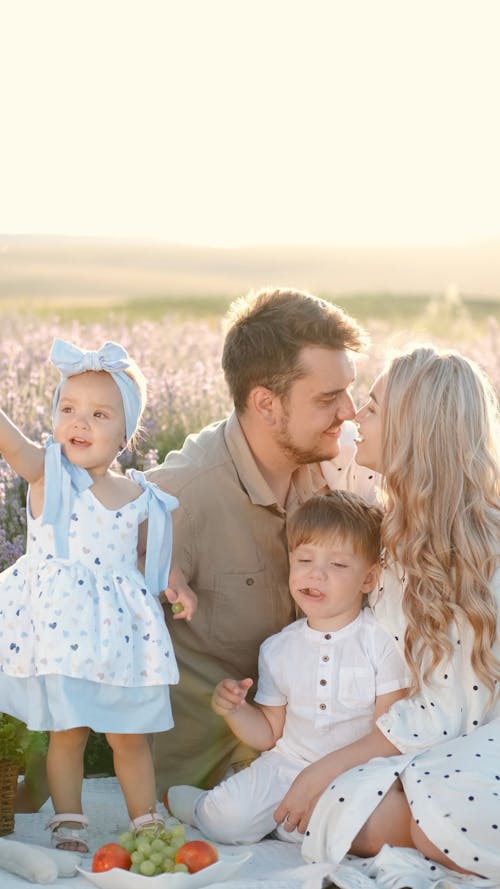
[{"xmin": 0, "ymin": 235, "xmax": 499, "ymax": 301}]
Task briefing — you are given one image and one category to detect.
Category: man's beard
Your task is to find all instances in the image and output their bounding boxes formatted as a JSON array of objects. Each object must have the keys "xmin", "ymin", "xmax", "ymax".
[{"xmin": 274, "ymin": 407, "xmax": 338, "ymax": 465}]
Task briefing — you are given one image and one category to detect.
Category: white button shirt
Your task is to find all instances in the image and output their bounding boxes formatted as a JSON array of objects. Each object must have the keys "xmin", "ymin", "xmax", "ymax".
[{"xmin": 254, "ymin": 608, "xmax": 409, "ymax": 763}]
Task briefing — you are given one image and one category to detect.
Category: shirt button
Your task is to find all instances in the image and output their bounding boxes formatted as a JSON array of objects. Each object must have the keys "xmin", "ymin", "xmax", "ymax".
[
  {"xmin": 322, "ymin": 655, "xmax": 329, "ymax": 662},
  {"xmin": 324, "ymin": 633, "xmax": 332, "ymax": 640},
  {"xmin": 245, "ymin": 578, "xmax": 254, "ymax": 586},
  {"xmin": 319, "ymin": 703, "xmax": 327, "ymax": 710},
  {"xmin": 320, "ymin": 679, "xmax": 327, "ymax": 686}
]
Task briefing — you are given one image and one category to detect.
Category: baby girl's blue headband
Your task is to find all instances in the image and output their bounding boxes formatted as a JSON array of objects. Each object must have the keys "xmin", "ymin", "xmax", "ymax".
[{"xmin": 50, "ymin": 338, "xmax": 142, "ymax": 443}]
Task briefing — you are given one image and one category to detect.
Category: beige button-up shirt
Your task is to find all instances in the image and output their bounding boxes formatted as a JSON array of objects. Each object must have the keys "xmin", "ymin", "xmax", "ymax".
[{"xmin": 147, "ymin": 412, "xmax": 377, "ymax": 790}]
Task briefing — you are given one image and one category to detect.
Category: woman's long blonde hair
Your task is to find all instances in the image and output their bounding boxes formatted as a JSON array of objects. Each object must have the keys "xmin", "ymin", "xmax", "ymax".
[{"xmin": 381, "ymin": 346, "xmax": 500, "ymax": 695}]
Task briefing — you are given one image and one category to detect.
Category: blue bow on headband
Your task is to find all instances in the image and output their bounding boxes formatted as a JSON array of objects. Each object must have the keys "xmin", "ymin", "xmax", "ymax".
[{"xmin": 50, "ymin": 338, "xmax": 143, "ymax": 443}]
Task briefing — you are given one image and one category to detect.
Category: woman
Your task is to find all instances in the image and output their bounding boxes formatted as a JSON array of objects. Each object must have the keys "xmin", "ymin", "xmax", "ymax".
[{"xmin": 276, "ymin": 346, "xmax": 500, "ymax": 882}]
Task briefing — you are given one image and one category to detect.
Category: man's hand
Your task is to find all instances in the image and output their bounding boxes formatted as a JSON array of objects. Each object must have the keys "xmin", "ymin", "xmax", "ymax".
[
  {"xmin": 211, "ymin": 678, "xmax": 253, "ymax": 717},
  {"xmin": 273, "ymin": 759, "xmax": 331, "ymax": 834}
]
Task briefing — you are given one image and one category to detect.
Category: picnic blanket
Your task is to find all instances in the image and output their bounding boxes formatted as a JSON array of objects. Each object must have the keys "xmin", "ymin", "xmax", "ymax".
[{"xmin": 2, "ymin": 777, "xmax": 498, "ymax": 889}]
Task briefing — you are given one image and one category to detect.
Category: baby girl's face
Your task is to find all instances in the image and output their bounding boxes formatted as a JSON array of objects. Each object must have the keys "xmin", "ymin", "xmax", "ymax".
[{"xmin": 53, "ymin": 371, "xmax": 126, "ymax": 475}]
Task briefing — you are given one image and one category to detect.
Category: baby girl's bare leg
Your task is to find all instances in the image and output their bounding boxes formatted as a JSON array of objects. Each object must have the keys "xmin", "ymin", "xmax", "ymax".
[
  {"xmin": 106, "ymin": 733, "xmax": 157, "ymax": 820},
  {"xmin": 47, "ymin": 726, "xmax": 90, "ymax": 816}
]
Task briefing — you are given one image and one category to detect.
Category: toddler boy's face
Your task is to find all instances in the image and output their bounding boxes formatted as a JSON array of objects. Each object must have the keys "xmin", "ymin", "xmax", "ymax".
[{"xmin": 288, "ymin": 536, "xmax": 378, "ymax": 632}]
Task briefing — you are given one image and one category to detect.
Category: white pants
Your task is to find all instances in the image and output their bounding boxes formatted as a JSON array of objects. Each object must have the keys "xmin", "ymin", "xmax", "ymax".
[{"xmin": 193, "ymin": 748, "xmax": 307, "ymax": 845}]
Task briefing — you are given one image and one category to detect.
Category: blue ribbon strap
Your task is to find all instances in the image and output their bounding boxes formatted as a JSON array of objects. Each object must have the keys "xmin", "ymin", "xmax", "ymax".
[
  {"xmin": 41, "ymin": 438, "xmax": 94, "ymax": 558},
  {"xmin": 128, "ymin": 469, "xmax": 179, "ymax": 595}
]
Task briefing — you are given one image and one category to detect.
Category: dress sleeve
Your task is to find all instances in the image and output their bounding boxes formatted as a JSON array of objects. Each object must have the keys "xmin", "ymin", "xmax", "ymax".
[
  {"xmin": 370, "ymin": 622, "xmax": 410, "ymax": 697},
  {"xmin": 374, "ymin": 567, "xmax": 500, "ymax": 754},
  {"xmin": 144, "ymin": 461, "xmax": 194, "ymax": 584},
  {"xmin": 127, "ymin": 469, "xmax": 179, "ymax": 595}
]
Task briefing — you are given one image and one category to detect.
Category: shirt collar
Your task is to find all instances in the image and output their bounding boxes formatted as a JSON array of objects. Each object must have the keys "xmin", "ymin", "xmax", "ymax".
[
  {"xmin": 224, "ymin": 411, "xmax": 328, "ymax": 510},
  {"xmin": 302, "ymin": 610, "xmax": 363, "ymax": 642}
]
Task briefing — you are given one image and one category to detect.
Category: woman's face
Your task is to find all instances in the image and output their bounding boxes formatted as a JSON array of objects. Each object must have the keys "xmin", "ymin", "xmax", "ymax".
[{"xmin": 354, "ymin": 372, "xmax": 387, "ymax": 473}]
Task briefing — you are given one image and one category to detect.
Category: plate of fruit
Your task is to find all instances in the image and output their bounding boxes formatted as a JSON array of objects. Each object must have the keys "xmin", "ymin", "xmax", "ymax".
[{"xmin": 77, "ymin": 822, "xmax": 252, "ymax": 889}]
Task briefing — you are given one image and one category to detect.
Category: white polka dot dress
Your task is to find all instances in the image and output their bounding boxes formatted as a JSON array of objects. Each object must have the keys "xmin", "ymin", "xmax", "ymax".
[
  {"xmin": 0, "ymin": 449, "xmax": 179, "ymax": 734},
  {"xmin": 405, "ymin": 720, "xmax": 500, "ymax": 878},
  {"xmin": 302, "ymin": 562, "xmax": 500, "ymax": 883}
]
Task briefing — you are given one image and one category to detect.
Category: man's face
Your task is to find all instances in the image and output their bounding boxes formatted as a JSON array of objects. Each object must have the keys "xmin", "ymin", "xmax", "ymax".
[{"xmin": 273, "ymin": 346, "xmax": 356, "ymax": 464}]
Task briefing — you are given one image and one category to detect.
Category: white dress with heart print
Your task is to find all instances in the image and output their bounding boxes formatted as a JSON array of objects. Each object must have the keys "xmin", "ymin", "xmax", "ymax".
[{"xmin": 0, "ymin": 474, "xmax": 179, "ymax": 733}]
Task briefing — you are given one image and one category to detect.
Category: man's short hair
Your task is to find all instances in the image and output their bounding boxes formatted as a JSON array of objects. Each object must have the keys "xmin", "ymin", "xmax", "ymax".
[
  {"xmin": 222, "ymin": 288, "xmax": 367, "ymax": 413},
  {"xmin": 286, "ymin": 490, "xmax": 383, "ymax": 565}
]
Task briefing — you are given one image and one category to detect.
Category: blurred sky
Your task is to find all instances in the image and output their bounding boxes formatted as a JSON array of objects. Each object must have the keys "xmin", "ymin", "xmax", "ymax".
[{"xmin": 1, "ymin": 0, "xmax": 500, "ymax": 247}]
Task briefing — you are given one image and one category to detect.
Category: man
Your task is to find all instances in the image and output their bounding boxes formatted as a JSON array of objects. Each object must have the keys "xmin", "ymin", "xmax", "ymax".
[{"xmin": 147, "ymin": 288, "xmax": 377, "ymax": 794}]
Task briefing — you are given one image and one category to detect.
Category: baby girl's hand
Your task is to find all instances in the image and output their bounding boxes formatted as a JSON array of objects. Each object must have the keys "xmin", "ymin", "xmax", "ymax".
[
  {"xmin": 211, "ymin": 678, "xmax": 253, "ymax": 716},
  {"xmin": 164, "ymin": 584, "xmax": 198, "ymax": 621}
]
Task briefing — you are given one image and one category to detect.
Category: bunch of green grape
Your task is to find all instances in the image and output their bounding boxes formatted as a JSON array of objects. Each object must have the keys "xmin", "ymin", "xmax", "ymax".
[{"xmin": 119, "ymin": 824, "xmax": 188, "ymax": 876}]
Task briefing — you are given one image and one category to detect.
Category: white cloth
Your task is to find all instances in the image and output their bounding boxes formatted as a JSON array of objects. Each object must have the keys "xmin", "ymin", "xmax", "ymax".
[
  {"xmin": 5, "ymin": 778, "xmax": 307, "ymax": 889},
  {"xmin": 191, "ymin": 610, "xmax": 408, "ymax": 844},
  {"xmin": 302, "ymin": 563, "xmax": 500, "ymax": 882},
  {"xmin": 4, "ymin": 778, "xmax": 496, "ymax": 889},
  {"xmin": 0, "ymin": 464, "xmax": 179, "ymax": 733}
]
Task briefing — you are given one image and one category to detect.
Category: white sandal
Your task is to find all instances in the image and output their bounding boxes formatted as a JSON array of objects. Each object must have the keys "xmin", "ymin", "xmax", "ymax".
[
  {"xmin": 46, "ymin": 813, "xmax": 89, "ymax": 854},
  {"xmin": 129, "ymin": 811, "xmax": 165, "ymax": 834}
]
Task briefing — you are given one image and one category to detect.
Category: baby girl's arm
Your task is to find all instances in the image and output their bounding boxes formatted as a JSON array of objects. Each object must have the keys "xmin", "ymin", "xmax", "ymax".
[
  {"xmin": 164, "ymin": 563, "xmax": 198, "ymax": 621},
  {"xmin": 137, "ymin": 519, "xmax": 147, "ymax": 575},
  {"xmin": 0, "ymin": 409, "xmax": 45, "ymax": 483},
  {"xmin": 137, "ymin": 525, "xmax": 197, "ymax": 620}
]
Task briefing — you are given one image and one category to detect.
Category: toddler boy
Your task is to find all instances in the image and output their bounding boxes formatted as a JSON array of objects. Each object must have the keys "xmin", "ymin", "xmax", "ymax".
[{"xmin": 167, "ymin": 491, "xmax": 408, "ymax": 844}]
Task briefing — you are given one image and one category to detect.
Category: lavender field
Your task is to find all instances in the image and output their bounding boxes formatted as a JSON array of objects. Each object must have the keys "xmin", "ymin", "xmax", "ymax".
[{"xmin": 0, "ymin": 302, "xmax": 499, "ymax": 571}]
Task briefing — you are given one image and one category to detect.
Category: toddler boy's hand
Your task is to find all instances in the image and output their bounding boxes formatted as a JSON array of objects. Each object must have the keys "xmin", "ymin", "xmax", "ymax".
[{"xmin": 211, "ymin": 677, "xmax": 253, "ymax": 716}]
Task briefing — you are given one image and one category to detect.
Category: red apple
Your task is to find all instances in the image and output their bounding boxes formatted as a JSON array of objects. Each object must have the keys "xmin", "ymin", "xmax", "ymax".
[
  {"xmin": 92, "ymin": 842, "xmax": 132, "ymax": 872},
  {"xmin": 174, "ymin": 839, "xmax": 218, "ymax": 873}
]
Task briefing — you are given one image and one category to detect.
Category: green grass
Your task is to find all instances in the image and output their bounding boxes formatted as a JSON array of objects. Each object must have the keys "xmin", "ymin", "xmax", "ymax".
[
  {"xmin": 1, "ymin": 291, "xmax": 498, "ymax": 337},
  {"xmin": 332, "ymin": 293, "xmax": 499, "ymax": 325},
  {"xmin": 0, "ymin": 294, "xmax": 231, "ymax": 325}
]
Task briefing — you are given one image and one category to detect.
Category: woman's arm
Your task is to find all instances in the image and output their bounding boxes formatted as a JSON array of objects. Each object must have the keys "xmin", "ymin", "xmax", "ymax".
[
  {"xmin": 274, "ymin": 688, "xmax": 405, "ymax": 834},
  {"xmin": 0, "ymin": 409, "xmax": 44, "ymax": 482}
]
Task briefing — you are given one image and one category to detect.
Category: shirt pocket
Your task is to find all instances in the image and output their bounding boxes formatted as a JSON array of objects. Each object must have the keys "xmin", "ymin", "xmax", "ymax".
[
  {"xmin": 210, "ymin": 569, "xmax": 293, "ymax": 651},
  {"xmin": 338, "ymin": 667, "xmax": 376, "ymax": 710}
]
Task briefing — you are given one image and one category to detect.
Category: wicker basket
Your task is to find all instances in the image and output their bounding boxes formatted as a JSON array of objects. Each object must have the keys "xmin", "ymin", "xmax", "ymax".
[{"xmin": 0, "ymin": 759, "xmax": 19, "ymax": 836}]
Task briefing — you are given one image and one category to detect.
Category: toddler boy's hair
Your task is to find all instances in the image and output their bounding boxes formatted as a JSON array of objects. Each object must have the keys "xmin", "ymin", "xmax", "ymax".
[{"xmin": 287, "ymin": 490, "xmax": 383, "ymax": 565}]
